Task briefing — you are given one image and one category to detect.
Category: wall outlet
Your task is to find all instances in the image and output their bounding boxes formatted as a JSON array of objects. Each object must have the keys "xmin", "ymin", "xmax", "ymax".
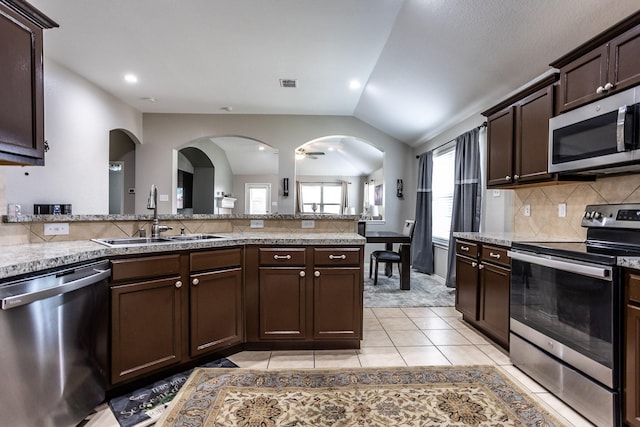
[
  {"xmin": 558, "ymin": 203, "xmax": 567, "ymax": 217},
  {"xmin": 524, "ymin": 204, "xmax": 531, "ymax": 217},
  {"xmin": 250, "ymin": 219, "xmax": 264, "ymax": 228},
  {"xmin": 301, "ymin": 220, "xmax": 315, "ymax": 229},
  {"xmin": 159, "ymin": 194, "xmax": 169, "ymax": 202},
  {"xmin": 492, "ymin": 189, "xmax": 501, "ymax": 198},
  {"xmin": 44, "ymin": 223, "xmax": 69, "ymax": 235}
]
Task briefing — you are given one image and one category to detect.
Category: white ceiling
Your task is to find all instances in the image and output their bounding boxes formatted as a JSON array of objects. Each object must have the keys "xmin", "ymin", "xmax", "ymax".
[{"xmin": 31, "ymin": 0, "xmax": 640, "ymax": 149}]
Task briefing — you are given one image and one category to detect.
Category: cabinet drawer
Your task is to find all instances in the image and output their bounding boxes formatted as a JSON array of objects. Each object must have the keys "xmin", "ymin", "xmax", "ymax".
[
  {"xmin": 314, "ymin": 247, "xmax": 361, "ymax": 266},
  {"xmin": 259, "ymin": 248, "xmax": 306, "ymax": 266},
  {"xmin": 111, "ymin": 254, "xmax": 181, "ymax": 282},
  {"xmin": 190, "ymin": 248, "xmax": 242, "ymax": 272},
  {"xmin": 481, "ymin": 245, "xmax": 510, "ymax": 267},
  {"xmin": 628, "ymin": 272, "xmax": 640, "ymax": 304},
  {"xmin": 456, "ymin": 240, "xmax": 478, "ymax": 257}
]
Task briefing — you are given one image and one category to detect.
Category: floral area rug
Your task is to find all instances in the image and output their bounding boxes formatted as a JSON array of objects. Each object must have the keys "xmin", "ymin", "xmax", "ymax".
[{"xmin": 156, "ymin": 366, "xmax": 563, "ymax": 426}]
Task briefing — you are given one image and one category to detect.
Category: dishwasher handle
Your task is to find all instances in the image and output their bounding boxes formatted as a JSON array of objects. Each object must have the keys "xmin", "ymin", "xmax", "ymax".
[{"xmin": 1, "ymin": 267, "xmax": 111, "ymax": 310}]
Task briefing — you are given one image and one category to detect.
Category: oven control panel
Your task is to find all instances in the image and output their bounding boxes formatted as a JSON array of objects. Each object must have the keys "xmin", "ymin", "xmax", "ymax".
[{"xmin": 582, "ymin": 203, "xmax": 640, "ymax": 228}]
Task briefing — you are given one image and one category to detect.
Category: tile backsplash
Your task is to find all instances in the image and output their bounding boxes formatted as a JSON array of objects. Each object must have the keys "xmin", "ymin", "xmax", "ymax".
[{"xmin": 512, "ymin": 174, "xmax": 640, "ymax": 240}]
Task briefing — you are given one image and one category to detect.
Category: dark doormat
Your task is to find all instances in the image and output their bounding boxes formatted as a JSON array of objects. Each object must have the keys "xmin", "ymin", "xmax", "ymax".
[{"xmin": 108, "ymin": 358, "xmax": 238, "ymax": 427}]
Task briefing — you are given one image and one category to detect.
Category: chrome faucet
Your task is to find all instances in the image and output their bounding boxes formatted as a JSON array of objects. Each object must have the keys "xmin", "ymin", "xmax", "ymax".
[{"xmin": 147, "ymin": 184, "xmax": 172, "ymax": 237}]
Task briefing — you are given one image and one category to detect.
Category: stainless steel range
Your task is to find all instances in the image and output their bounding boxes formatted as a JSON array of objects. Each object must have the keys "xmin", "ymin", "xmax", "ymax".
[{"xmin": 509, "ymin": 203, "xmax": 640, "ymax": 427}]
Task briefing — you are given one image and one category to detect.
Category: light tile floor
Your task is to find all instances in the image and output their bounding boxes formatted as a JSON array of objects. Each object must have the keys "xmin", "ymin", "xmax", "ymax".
[{"xmin": 84, "ymin": 306, "xmax": 595, "ymax": 427}]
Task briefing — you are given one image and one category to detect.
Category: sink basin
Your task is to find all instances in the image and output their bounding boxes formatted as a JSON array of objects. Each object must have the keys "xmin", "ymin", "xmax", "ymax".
[
  {"xmin": 92, "ymin": 237, "xmax": 172, "ymax": 247},
  {"xmin": 166, "ymin": 234, "xmax": 226, "ymax": 241},
  {"xmin": 92, "ymin": 234, "xmax": 227, "ymax": 247}
]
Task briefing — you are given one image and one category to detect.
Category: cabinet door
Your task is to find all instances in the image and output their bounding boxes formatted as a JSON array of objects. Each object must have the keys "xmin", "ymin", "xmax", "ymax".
[
  {"xmin": 190, "ymin": 268, "xmax": 243, "ymax": 357},
  {"xmin": 259, "ymin": 267, "xmax": 306, "ymax": 339},
  {"xmin": 515, "ymin": 85, "xmax": 554, "ymax": 184},
  {"xmin": 111, "ymin": 276, "xmax": 183, "ymax": 384},
  {"xmin": 455, "ymin": 255, "xmax": 479, "ymax": 320},
  {"xmin": 478, "ymin": 262, "xmax": 510, "ymax": 348},
  {"xmin": 608, "ymin": 25, "xmax": 640, "ymax": 94},
  {"xmin": 313, "ymin": 268, "xmax": 362, "ymax": 340},
  {"xmin": 627, "ymin": 303, "xmax": 640, "ymax": 427},
  {"xmin": 0, "ymin": 4, "xmax": 45, "ymax": 165},
  {"xmin": 556, "ymin": 45, "xmax": 608, "ymax": 113},
  {"xmin": 486, "ymin": 106, "xmax": 514, "ymax": 187}
]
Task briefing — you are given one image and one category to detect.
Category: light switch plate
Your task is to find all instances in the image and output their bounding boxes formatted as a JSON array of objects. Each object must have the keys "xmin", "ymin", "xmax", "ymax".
[
  {"xmin": 301, "ymin": 220, "xmax": 315, "ymax": 229},
  {"xmin": 44, "ymin": 223, "xmax": 69, "ymax": 235},
  {"xmin": 558, "ymin": 203, "xmax": 567, "ymax": 217},
  {"xmin": 250, "ymin": 219, "xmax": 264, "ymax": 228},
  {"xmin": 524, "ymin": 204, "xmax": 531, "ymax": 217},
  {"xmin": 159, "ymin": 194, "xmax": 169, "ymax": 202}
]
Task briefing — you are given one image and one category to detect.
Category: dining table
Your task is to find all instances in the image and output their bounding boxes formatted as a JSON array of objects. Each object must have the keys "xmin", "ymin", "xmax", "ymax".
[{"xmin": 365, "ymin": 231, "xmax": 411, "ymax": 290}]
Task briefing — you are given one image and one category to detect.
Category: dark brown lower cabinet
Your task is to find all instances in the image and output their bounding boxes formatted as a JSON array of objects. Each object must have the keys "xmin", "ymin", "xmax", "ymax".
[
  {"xmin": 111, "ymin": 275, "xmax": 183, "ymax": 384},
  {"xmin": 313, "ymin": 267, "xmax": 361, "ymax": 339},
  {"xmin": 259, "ymin": 267, "xmax": 307, "ymax": 339},
  {"xmin": 626, "ymin": 271, "xmax": 640, "ymax": 427},
  {"xmin": 454, "ymin": 239, "xmax": 510, "ymax": 349}
]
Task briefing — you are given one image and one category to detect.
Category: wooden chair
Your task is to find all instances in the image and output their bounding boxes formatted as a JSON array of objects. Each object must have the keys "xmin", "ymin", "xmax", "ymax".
[{"xmin": 369, "ymin": 220, "xmax": 415, "ymax": 285}]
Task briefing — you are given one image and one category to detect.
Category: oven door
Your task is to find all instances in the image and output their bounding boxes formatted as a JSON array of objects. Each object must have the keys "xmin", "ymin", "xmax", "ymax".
[{"xmin": 508, "ymin": 250, "xmax": 620, "ymax": 388}]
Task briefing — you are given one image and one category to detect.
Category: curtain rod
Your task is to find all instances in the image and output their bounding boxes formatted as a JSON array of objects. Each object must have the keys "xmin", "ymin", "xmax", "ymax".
[{"xmin": 416, "ymin": 121, "xmax": 486, "ymax": 159}]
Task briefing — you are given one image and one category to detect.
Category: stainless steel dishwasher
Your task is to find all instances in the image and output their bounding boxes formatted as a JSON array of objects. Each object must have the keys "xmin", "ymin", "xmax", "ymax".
[{"xmin": 0, "ymin": 259, "xmax": 111, "ymax": 427}]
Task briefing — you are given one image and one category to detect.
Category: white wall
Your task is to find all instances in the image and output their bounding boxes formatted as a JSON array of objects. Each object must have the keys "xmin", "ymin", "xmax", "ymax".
[
  {"xmin": 140, "ymin": 114, "xmax": 411, "ymax": 224},
  {"xmin": 1, "ymin": 60, "xmax": 143, "ymax": 214}
]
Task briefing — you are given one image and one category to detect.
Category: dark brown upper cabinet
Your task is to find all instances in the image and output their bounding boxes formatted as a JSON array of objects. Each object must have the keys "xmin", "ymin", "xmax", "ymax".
[
  {"xmin": 0, "ymin": 0, "xmax": 57, "ymax": 166},
  {"xmin": 482, "ymin": 75, "xmax": 556, "ymax": 188},
  {"xmin": 552, "ymin": 11, "xmax": 640, "ymax": 114}
]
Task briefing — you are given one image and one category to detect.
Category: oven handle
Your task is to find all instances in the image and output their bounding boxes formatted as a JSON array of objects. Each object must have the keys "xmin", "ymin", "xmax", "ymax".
[{"xmin": 507, "ymin": 250, "xmax": 612, "ymax": 280}]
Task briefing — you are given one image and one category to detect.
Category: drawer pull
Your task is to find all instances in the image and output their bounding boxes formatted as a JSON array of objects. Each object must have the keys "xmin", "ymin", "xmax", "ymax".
[
  {"xmin": 329, "ymin": 254, "xmax": 347, "ymax": 260},
  {"xmin": 489, "ymin": 252, "xmax": 501, "ymax": 259},
  {"xmin": 479, "ymin": 264, "xmax": 485, "ymax": 270},
  {"xmin": 299, "ymin": 271, "xmax": 306, "ymax": 277},
  {"xmin": 192, "ymin": 278, "xmax": 199, "ymax": 286},
  {"xmin": 175, "ymin": 280, "xmax": 183, "ymax": 289},
  {"xmin": 471, "ymin": 262, "xmax": 478, "ymax": 268},
  {"xmin": 273, "ymin": 254, "xmax": 292, "ymax": 260},
  {"xmin": 314, "ymin": 271, "xmax": 320, "ymax": 277},
  {"xmin": 460, "ymin": 246, "xmax": 469, "ymax": 252}
]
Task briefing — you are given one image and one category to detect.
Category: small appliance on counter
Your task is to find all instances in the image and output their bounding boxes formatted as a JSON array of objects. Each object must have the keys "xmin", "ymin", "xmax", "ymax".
[{"xmin": 33, "ymin": 203, "xmax": 72, "ymax": 215}]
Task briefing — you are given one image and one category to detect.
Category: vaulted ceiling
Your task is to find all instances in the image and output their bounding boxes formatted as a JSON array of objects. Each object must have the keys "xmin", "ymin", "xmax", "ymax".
[{"xmin": 31, "ymin": 0, "xmax": 640, "ymax": 148}]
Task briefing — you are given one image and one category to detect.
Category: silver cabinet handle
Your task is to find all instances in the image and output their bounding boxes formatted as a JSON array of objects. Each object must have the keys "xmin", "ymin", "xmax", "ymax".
[
  {"xmin": 514, "ymin": 174, "xmax": 519, "ymax": 180},
  {"xmin": 175, "ymin": 280, "xmax": 183, "ymax": 288},
  {"xmin": 192, "ymin": 278, "xmax": 199, "ymax": 286},
  {"xmin": 314, "ymin": 271, "xmax": 320, "ymax": 277},
  {"xmin": 471, "ymin": 262, "xmax": 478, "ymax": 268},
  {"xmin": 489, "ymin": 252, "xmax": 501, "ymax": 259},
  {"xmin": 299, "ymin": 271, "xmax": 306, "ymax": 277},
  {"xmin": 505, "ymin": 175, "xmax": 511, "ymax": 181},
  {"xmin": 328, "ymin": 254, "xmax": 347, "ymax": 260},
  {"xmin": 596, "ymin": 85, "xmax": 605, "ymax": 94},
  {"xmin": 460, "ymin": 245, "xmax": 469, "ymax": 252},
  {"xmin": 274, "ymin": 254, "xmax": 292, "ymax": 260},
  {"xmin": 479, "ymin": 264, "xmax": 485, "ymax": 270},
  {"xmin": 604, "ymin": 82, "xmax": 614, "ymax": 90}
]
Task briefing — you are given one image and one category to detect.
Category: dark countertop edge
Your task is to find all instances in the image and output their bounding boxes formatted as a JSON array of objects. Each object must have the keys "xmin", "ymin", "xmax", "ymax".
[
  {"xmin": 2, "ymin": 214, "xmax": 362, "ymax": 223},
  {"xmin": 0, "ymin": 233, "xmax": 366, "ymax": 280}
]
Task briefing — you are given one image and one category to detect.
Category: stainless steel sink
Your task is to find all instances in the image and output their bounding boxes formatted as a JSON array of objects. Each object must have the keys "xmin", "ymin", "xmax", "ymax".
[
  {"xmin": 92, "ymin": 234, "xmax": 227, "ymax": 247},
  {"xmin": 166, "ymin": 234, "xmax": 226, "ymax": 241}
]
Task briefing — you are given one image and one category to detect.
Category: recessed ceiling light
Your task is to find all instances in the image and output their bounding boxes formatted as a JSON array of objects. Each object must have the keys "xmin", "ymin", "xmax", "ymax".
[
  {"xmin": 258, "ymin": 146, "xmax": 265, "ymax": 151},
  {"xmin": 349, "ymin": 80, "xmax": 362, "ymax": 90},
  {"xmin": 140, "ymin": 97, "xmax": 156, "ymax": 102},
  {"xmin": 220, "ymin": 106, "xmax": 233, "ymax": 112},
  {"xmin": 124, "ymin": 73, "xmax": 138, "ymax": 84}
]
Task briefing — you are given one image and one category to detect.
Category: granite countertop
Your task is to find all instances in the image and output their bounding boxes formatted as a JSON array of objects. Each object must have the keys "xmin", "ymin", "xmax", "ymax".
[
  {"xmin": 0, "ymin": 233, "xmax": 366, "ymax": 280},
  {"xmin": 2, "ymin": 213, "xmax": 361, "ymax": 223},
  {"xmin": 453, "ymin": 231, "xmax": 640, "ymax": 269}
]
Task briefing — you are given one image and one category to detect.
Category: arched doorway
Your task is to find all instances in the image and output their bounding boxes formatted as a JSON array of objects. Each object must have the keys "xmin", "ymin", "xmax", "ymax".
[
  {"xmin": 177, "ymin": 147, "xmax": 215, "ymax": 214},
  {"xmin": 109, "ymin": 129, "xmax": 137, "ymax": 214}
]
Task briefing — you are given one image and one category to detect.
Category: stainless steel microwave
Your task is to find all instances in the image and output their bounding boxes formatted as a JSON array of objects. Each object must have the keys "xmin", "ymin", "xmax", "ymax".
[{"xmin": 548, "ymin": 87, "xmax": 640, "ymax": 174}]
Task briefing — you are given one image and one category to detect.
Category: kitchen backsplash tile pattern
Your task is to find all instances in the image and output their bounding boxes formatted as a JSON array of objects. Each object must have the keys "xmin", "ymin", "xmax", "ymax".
[{"xmin": 513, "ymin": 175, "xmax": 640, "ymax": 240}]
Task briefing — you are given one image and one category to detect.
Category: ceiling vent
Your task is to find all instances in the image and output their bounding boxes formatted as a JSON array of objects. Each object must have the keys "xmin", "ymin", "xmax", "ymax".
[{"xmin": 279, "ymin": 79, "xmax": 298, "ymax": 88}]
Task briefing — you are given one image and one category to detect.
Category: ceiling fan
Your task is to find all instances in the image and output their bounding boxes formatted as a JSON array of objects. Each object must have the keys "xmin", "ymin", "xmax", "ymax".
[{"xmin": 295, "ymin": 148, "xmax": 325, "ymax": 159}]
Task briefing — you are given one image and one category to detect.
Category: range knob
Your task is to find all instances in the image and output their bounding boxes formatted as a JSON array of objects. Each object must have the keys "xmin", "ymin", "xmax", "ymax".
[{"xmin": 593, "ymin": 212, "xmax": 603, "ymax": 220}]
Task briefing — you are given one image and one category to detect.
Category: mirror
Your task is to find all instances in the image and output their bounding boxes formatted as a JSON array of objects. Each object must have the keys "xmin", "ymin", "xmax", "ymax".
[
  {"xmin": 295, "ymin": 136, "xmax": 383, "ymax": 218},
  {"xmin": 177, "ymin": 136, "xmax": 279, "ymax": 214}
]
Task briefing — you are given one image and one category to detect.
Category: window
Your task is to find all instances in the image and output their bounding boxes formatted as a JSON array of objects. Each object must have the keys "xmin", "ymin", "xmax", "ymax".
[
  {"xmin": 432, "ymin": 144, "xmax": 455, "ymax": 242},
  {"xmin": 245, "ymin": 183, "xmax": 271, "ymax": 214},
  {"xmin": 299, "ymin": 182, "xmax": 343, "ymax": 214}
]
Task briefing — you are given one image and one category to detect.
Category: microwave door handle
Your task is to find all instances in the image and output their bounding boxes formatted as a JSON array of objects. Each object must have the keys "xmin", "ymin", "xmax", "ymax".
[{"xmin": 616, "ymin": 105, "xmax": 629, "ymax": 152}]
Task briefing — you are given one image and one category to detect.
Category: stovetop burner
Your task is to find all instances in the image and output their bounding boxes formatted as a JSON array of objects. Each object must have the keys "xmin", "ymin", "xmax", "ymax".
[{"xmin": 512, "ymin": 203, "xmax": 640, "ymax": 265}]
